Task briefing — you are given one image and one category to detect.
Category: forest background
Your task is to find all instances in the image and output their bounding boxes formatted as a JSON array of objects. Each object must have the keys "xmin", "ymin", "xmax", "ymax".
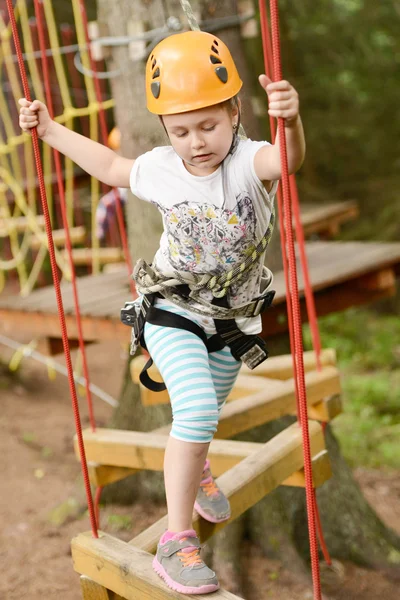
[{"xmin": 1, "ymin": 0, "xmax": 400, "ymax": 598}]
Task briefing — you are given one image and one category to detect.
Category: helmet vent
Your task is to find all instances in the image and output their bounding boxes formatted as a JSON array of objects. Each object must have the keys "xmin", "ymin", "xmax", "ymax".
[
  {"xmin": 213, "ymin": 39, "xmax": 219, "ymax": 46},
  {"xmin": 151, "ymin": 81, "xmax": 161, "ymax": 99},
  {"xmin": 152, "ymin": 67, "xmax": 160, "ymax": 79},
  {"xmin": 152, "ymin": 59, "xmax": 157, "ymax": 69},
  {"xmin": 210, "ymin": 55, "xmax": 222, "ymax": 65},
  {"xmin": 215, "ymin": 66, "xmax": 228, "ymax": 84},
  {"xmin": 211, "ymin": 45, "xmax": 219, "ymax": 54}
]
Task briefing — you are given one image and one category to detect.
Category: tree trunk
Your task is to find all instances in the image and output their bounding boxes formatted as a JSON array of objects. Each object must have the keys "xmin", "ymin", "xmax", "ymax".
[{"xmin": 96, "ymin": 0, "xmax": 400, "ymax": 589}]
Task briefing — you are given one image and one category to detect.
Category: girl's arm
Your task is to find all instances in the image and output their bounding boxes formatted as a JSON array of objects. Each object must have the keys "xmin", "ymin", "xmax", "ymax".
[
  {"xmin": 253, "ymin": 76, "xmax": 305, "ymax": 184},
  {"xmin": 19, "ymin": 98, "xmax": 134, "ymax": 188}
]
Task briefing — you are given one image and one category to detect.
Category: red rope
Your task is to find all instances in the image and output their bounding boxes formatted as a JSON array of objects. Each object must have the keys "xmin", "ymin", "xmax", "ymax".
[
  {"xmin": 6, "ymin": 0, "xmax": 98, "ymax": 539},
  {"xmin": 259, "ymin": 0, "xmax": 331, "ymax": 569},
  {"xmin": 78, "ymin": 0, "xmax": 135, "ymax": 297},
  {"xmin": 33, "ymin": 0, "xmax": 96, "ymax": 433},
  {"xmin": 267, "ymin": 2, "xmax": 322, "ymax": 597}
]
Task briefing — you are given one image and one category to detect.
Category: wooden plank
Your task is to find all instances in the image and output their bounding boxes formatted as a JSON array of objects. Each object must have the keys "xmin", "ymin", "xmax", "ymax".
[
  {"xmin": 30, "ymin": 226, "xmax": 86, "ymax": 250},
  {"xmin": 77, "ymin": 431, "xmax": 263, "ymax": 476},
  {"xmin": 88, "ymin": 449, "xmax": 331, "ymax": 489},
  {"xmin": 0, "ymin": 214, "xmax": 45, "ymax": 235},
  {"xmin": 129, "ymin": 420, "xmax": 325, "ymax": 553},
  {"xmin": 307, "ymin": 394, "xmax": 343, "ymax": 422},
  {"xmin": 72, "ymin": 532, "xmax": 242, "ymax": 600},
  {"xmin": 88, "ymin": 463, "xmax": 137, "ymax": 488},
  {"xmin": 1, "ymin": 241, "xmax": 400, "ymax": 343},
  {"xmin": 80, "ymin": 576, "xmax": 112, "ymax": 600},
  {"xmin": 65, "ymin": 247, "xmax": 124, "ymax": 266},
  {"xmin": 226, "ymin": 375, "xmax": 282, "ymax": 401},
  {"xmin": 241, "ymin": 348, "xmax": 337, "ymax": 379},
  {"xmin": 131, "ymin": 349, "xmax": 336, "ymax": 407},
  {"xmin": 282, "ymin": 449, "xmax": 332, "ymax": 488},
  {"xmin": 300, "ymin": 201, "xmax": 359, "ymax": 238},
  {"xmin": 132, "ymin": 366, "xmax": 341, "ymax": 441},
  {"xmin": 215, "ymin": 366, "xmax": 341, "ymax": 438},
  {"xmin": 131, "ymin": 356, "xmax": 281, "ymax": 407},
  {"xmin": 0, "ymin": 309, "xmax": 130, "ymax": 344}
]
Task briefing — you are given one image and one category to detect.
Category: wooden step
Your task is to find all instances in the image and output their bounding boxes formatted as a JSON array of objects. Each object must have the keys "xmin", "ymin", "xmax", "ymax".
[
  {"xmin": 129, "ymin": 420, "xmax": 325, "ymax": 553},
  {"xmin": 0, "ymin": 214, "xmax": 45, "ymax": 235},
  {"xmin": 86, "ymin": 443, "xmax": 331, "ymax": 491},
  {"xmin": 72, "ymin": 532, "xmax": 242, "ymax": 600},
  {"xmin": 79, "ymin": 425, "xmax": 331, "ymax": 489},
  {"xmin": 152, "ymin": 365, "xmax": 341, "ymax": 442},
  {"xmin": 77, "ymin": 431, "xmax": 262, "ymax": 477},
  {"xmin": 241, "ymin": 348, "xmax": 337, "ymax": 379},
  {"xmin": 30, "ymin": 225, "xmax": 86, "ymax": 250},
  {"xmin": 131, "ymin": 348, "xmax": 337, "ymax": 407},
  {"xmin": 63, "ymin": 247, "xmax": 124, "ymax": 266}
]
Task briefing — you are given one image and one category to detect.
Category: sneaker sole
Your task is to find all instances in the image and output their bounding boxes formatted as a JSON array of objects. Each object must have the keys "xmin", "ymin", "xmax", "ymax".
[
  {"xmin": 194, "ymin": 500, "xmax": 231, "ymax": 524},
  {"xmin": 153, "ymin": 556, "xmax": 219, "ymax": 595}
]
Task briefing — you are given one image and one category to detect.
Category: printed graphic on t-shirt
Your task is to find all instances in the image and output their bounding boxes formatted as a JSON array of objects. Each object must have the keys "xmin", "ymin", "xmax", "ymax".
[{"xmin": 159, "ymin": 193, "xmax": 257, "ymax": 275}]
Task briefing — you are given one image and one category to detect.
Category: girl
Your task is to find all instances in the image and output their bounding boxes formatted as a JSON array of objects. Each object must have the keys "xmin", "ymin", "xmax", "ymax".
[{"xmin": 19, "ymin": 30, "xmax": 305, "ymax": 595}]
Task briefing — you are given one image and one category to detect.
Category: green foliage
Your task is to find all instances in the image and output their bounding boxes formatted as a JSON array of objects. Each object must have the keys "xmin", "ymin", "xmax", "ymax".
[
  {"xmin": 304, "ymin": 308, "xmax": 400, "ymax": 468},
  {"xmin": 107, "ymin": 513, "xmax": 133, "ymax": 531},
  {"xmin": 250, "ymin": 1, "xmax": 400, "ymax": 242}
]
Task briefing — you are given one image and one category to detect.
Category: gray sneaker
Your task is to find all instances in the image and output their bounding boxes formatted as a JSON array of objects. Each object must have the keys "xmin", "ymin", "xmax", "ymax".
[
  {"xmin": 153, "ymin": 529, "xmax": 219, "ymax": 594},
  {"xmin": 194, "ymin": 459, "xmax": 231, "ymax": 523}
]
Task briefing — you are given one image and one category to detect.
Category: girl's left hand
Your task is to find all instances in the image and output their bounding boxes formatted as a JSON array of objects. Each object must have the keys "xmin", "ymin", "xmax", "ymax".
[{"xmin": 258, "ymin": 75, "xmax": 300, "ymax": 127}]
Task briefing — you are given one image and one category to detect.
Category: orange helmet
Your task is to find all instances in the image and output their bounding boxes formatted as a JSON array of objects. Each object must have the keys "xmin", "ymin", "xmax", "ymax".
[
  {"xmin": 146, "ymin": 31, "xmax": 242, "ymax": 115},
  {"xmin": 108, "ymin": 126, "xmax": 121, "ymax": 150}
]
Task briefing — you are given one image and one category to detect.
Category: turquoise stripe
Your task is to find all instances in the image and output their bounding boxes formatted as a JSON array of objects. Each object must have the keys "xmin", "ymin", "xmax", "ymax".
[{"xmin": 144, "ymin": 317, "xmax": 240, "ymax": 443}]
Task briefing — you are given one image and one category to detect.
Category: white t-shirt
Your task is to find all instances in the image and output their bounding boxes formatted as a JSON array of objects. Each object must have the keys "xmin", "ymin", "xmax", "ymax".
[{"xmin": 130, "ymin": 138, "xmax": 277, "ymax": 334}]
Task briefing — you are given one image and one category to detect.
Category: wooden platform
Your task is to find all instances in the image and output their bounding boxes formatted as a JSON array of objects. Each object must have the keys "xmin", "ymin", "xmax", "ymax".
[
  {"xmin": 299, "ymin": 200, "xmax": 358, "ymax": 238},
  {"xmin": 0, "ymin": 240, "xmax": 399, "ymax": 346},
  {"xmin": 72, "ymin": 420, "xmax": 327, "ymax": 599}
]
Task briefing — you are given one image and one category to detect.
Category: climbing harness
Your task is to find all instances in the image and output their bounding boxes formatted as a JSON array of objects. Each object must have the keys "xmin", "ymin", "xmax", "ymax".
[{"xmin": 121, "ymin": 202, "xmax": 277, "ymax": 384}]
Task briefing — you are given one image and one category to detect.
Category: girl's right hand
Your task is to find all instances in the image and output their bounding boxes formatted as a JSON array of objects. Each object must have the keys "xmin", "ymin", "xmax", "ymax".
[{"xmin": 18, "ymin": 98, "xmax": 52, "ymax": 139}]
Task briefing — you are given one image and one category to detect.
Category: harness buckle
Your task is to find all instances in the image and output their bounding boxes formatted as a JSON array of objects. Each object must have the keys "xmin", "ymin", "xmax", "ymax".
[
  {"xmin": 240, "ymin": 341, "xmax": 268, "ymax": 370},
  {"xmin": 252, "ymin": 289, "xmax": 276, "ymax": 317},
  {"xmin": 121, "ymin": 300, "xmax": 144, "ymax": 355},
  {"xmin": 226, "ymin": 330, "xmax": 269, "ymax": 369}
]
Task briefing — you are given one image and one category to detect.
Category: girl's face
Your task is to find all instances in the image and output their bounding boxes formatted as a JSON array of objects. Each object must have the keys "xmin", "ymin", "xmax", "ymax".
[{"xmin": 162, "ymin": 103, "xmax": 239, "ymax": 176}]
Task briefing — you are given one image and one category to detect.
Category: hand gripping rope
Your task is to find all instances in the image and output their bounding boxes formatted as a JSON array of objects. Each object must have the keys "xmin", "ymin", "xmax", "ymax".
[{"xmin": 5, "ymin": 0, "xmax": 98, "ymax": 538}]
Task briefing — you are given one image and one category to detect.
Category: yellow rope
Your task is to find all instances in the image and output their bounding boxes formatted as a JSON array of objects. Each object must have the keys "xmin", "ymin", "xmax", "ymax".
[{"xmin": 0, "ymin": 0, "xmax": 116, "ymax": 293}]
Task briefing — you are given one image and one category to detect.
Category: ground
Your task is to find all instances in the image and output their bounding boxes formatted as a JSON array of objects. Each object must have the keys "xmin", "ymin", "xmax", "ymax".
[{"xmin": 1, "ymin": 339, "xmax": 400, "ymax": 600}]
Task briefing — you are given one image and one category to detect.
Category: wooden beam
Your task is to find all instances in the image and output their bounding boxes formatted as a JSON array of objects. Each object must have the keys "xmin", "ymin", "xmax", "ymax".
[
  {"xmin": 306, "ymin": 394, "xmax": 343, "ymax": 422},
  {"xmin": 72, "ymin": 532, "xmax": 243, "ymax": 600},
  {"xmin": 282, "ymin": 449, "xmax": 331, "ymax": 488},
  {"xmin": 151, "ymin": 366, "xmax": 340, "ymax": 440},
  {"xmin": 215, "ymin": 366, "xmax": 341, "ymax": 439},
  {"xmin": 0, "ymin": 214, "xmax": 45, "ymax": 235},
  {"xmin": 0, "ymin": 309, "xmax": 130, "ymax": 344},
  {"xmin": 226, "ymin": 375, "xmax": 282, "ymax": 401},
  {"xmin": 241, "ymin": 348, "xmax": 337, "ymax": 379},
  {"xmin": 132, "ymin": 357, "xmax": 282, "ymax": 407},
  {"xmin": 129, "ymin": 420, "xmax": 325, "ymax": 553},
  {"xmin": 30, "ymin": 226, "xmax": 86, "ymax": 250},
  {"xmin": 80, "ymin": 576, "xmax": 112, "ymax": 600},
  {"xmin": 77, "ymin": 431, "xmax": 262, "ymax": 476},
  {"xmin": 87, "ymin": 449, "xmax": 331, "ymax": 490},
  {"xmin": 65, "ymin": 247, "xmax": 124, "ymax": 266},
  {"xmin": 131, "ymin": 349, "xmax": 337, "ymax": 408}
]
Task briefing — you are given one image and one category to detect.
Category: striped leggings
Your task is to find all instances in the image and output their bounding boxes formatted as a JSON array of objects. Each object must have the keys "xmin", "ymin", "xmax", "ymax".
[{"xmin": 143, "ymin": 307, "xmax": 241, "ymax": 443}]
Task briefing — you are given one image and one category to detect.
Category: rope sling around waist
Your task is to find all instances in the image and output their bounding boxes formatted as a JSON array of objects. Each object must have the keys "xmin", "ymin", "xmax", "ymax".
[{"xmin": 121, "ymin": 210, "xmax": 276, "ymax": 391}]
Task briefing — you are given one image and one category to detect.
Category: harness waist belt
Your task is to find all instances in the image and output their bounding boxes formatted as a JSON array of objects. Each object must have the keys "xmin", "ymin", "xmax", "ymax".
[{"xmin": 121, "ymin": 288, "xmax": 275, "ymax": 392}]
